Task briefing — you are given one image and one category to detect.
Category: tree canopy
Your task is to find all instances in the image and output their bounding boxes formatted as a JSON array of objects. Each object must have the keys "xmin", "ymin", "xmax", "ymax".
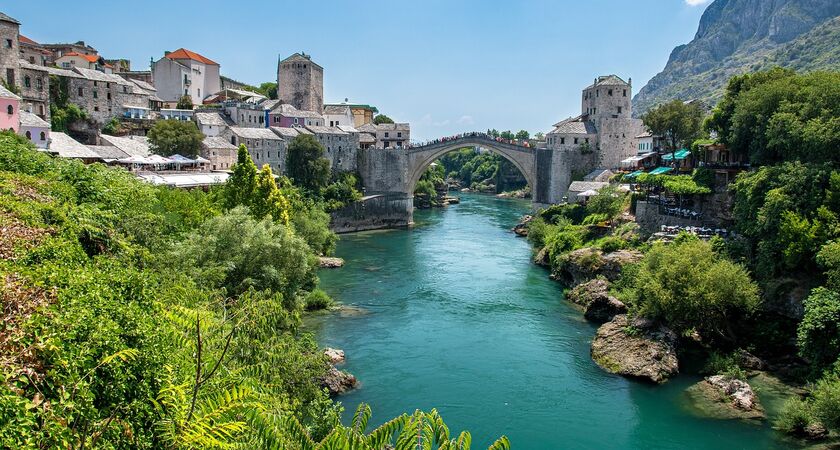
[
  {"xmin": 642, "ymin": 99, "xmax": 705, "ymax": 152},
  {"xmin": 285, "ymin": 134, "xmax": 331, "ymax": 193},
  {"xmin": 147, "ymin": 119, "xmax": 204, "ymax": 157},
  {"xmin": 175, "ymin": 94, "xmax": 194, "ymax": 110},
  {"xmin": 373, "ymin": 114, "xmax": 394, "ymax": 124}
]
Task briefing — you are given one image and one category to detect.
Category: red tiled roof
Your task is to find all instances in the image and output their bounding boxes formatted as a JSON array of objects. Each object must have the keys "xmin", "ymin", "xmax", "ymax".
[
  {"xmin": 19, "ymin": 35, "xmax": 38, "ymax": 45},
  {"xmin": 164, "ymin": 48, "xmax": 218, "ymax": 66},
  {"xmin": 61, "ymin": 52, "xmax": 99, "ymax": 63}
]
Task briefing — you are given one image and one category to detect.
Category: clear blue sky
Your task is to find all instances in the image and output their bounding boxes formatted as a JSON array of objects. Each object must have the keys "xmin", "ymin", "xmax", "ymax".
[{"xmin": 7, "ymin": 0, "xmax": 711, "ymax": 141}]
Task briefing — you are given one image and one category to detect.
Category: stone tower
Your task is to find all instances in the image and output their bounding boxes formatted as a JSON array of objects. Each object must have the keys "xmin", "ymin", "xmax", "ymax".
[
  {"xmin": 583, "ymin": 75, "xmax": 644, "ymax": 169},
  {"xmin": 276, "ymin": 52, "xmax": 323, "ymax": 114},
  {"xmin": 0, "ymin": 13, "xmax": 21, "ymax": 87},
  {"xmin": 581, "ymin": 75, "xmax": 632, "ymax": 120}
]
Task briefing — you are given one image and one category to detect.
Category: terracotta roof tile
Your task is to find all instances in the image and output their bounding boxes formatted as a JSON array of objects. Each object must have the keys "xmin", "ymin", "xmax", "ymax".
[{"xmin": 165, "ymin": 48, "xmax": 218, "ymax": 66}]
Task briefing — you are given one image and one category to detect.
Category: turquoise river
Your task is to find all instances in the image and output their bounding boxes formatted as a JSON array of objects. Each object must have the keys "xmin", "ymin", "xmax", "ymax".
[{"xmin": 309, "ymin": 193, "xmax": 796, "ymax": 449}]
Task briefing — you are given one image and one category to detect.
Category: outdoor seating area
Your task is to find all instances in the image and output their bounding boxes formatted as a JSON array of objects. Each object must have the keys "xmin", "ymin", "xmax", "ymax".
[
  {"xmin": 656, "ymin": 225, "xmax": 729, "ymax": 239},
  {"xmin": 113, "ymin": 154, "xmax": 210, "ymax": 171},
  {"xmin": 661, "ymin": 206, "xmax": 703, "ymax": 220}
]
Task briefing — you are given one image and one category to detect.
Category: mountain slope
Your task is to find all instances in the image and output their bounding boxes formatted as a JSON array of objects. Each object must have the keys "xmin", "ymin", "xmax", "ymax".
[{"xmin": 633, "ymin": 0, "xmax": 840, "ymax": 116}]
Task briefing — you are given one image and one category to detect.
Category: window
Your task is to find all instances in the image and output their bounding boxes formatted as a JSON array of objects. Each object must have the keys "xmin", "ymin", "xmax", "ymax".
[
  {"xmin": 24, "ymin": 76, "xmax": 30, "ymax": 88},
  {"xmin": 574, "ymin": 138, "xmax": 579, "ymax": 144},
  {"xmin": 107, "ymin": 92, "xmax": 111, "ymax": 100},
  {"xmin": 230, "ymin": 136, "xmax": 236, "ymax": 145},
  {"xmin": 585, "ymin": 138, "xmax": 589, "ymax": 144},
  {"xmin": 25, "ymin": 131, "xmax": 31, "ymax": 139},
  {"xmin": 617, "ymin": 106, "xmax": 622, "ymax": 114},
  {"xmin": 29, "ymin": 56, "xmax": 34, "ymax": 63},
  {"xmin": 94, "ymin": 106, "xmax": 99, "ymax": 111},
  {"xmin": 197, "ymin": 88, "xmax": 200, "ymax": 98},
  {"xmin": 596, "ymin": 90, "xmax": 599, "ymax": 97},
  {"xmin": 623, "ymin": 89, "xmax": 627, "ymax": 97},
  {"xmin": 397, "ymin": 132, "xmax": 402, "ymax": 137},
  {"xmin": 78, "ymin": 87, "xmax": 84, "ymax": 96},
  {"xmin": 93, "ymin": 90, "xmax": 98, "ymax": 99},
  {"xmin": 35, "ymin": 78, "xmax": 43, "ymax": 90},
  {"xmin": 560, "ymin": 137, "xmax": 565, "ymax": 145},
  {"xmin": 6, "ymin": 68, "xmax": 13, "ymax": 86},
  {"xmin": 384, "ymin": 132, "xmax": 389, "ymax": 138},
  {"xmin": 608, "ymin": 89, "xmax": 613, "ymax": 96},
  {"xmin": 39, "ymin": 131, "xmax": 45, "ymax": 140},
  {"xmin": 106, "ymin": 82, "xmax": 110, "ymax": 88},
  {"xmin": 93, "ymin": 81, "xmax": 97, "ymax": 87}
]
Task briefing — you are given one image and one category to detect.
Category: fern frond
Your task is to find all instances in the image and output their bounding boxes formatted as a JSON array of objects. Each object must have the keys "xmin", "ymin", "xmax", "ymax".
[
  {"xmin": 486, "ymin": 436, "xmax": 510, "ymax": 450},
  {"xmin": 352, "ymin": 403, "xmax": 372, "ymax": 435}
]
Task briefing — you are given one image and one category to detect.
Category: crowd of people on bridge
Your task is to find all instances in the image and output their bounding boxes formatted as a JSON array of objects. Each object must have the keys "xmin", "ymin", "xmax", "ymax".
[{"xmin": 408, "ymin": 131, "xmax": 533, "ymax": 149}]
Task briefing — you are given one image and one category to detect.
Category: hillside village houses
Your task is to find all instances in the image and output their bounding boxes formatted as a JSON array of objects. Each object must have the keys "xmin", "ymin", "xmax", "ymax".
[{"xmin": 152, "ymin": 48, "xmax": 220, "ymax": 107}]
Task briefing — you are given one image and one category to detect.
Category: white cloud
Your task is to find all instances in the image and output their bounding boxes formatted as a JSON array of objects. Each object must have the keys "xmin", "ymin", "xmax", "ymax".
[
  {"xmin": 419, "ymin": 114, "xmax": 453, "ymax": 127},
  {"xmin": 456, "ymin": 115, "xmax": 474, "ymax": 125},
  {"xmin": 684, "ymin": 0, "xmax": 711, "ymax": 5}
]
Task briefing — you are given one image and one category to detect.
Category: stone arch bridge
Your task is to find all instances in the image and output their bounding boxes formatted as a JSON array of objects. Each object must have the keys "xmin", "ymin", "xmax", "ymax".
[{"xmin": 336, "ymin": 134, "xmax": 572, "ymax": 232}]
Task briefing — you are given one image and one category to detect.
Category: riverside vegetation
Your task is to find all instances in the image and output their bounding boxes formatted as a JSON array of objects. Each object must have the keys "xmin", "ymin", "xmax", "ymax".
[
  {"xmin": 526, "ymin": 69, "xmax": 840, "ymax": 441},
  {"xmin": 0, "ymin": 132, "xmax": 509, "ymax": 449}
]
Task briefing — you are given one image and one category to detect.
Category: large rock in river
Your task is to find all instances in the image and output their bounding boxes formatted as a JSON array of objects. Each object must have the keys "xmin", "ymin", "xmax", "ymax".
[
  {"xmin": 318, "ymin": 257, "xmax": 344, "ymax": 268},
  {"xmin": 685, "ymin": 375, "xmax": 765, "ymax": 420},
  {"xmin": 512, "ymin": 215, "xmax": 532, "ymax": 237},
  {"xmin": 324, "ymin": 347, "xmax": 345, "ymax": 364},
  {"xmin": 320, "ymin": 365, "xmax": 357, "ymax": 396},
  {"xmin": 566, "ymin": 278, "xmax": 627, "ymax": 323},
  {"xmin": 590, "ymin": 315, "xmax": 679, "ymax": 383},
  {"xmin": 555, "ymin": 248, "xmax": 643, "ymax": 287}
]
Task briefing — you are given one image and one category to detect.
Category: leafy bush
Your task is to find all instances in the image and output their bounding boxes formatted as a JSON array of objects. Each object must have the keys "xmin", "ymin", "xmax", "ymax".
[
  {"xmin": 775, "ymin": 397, "xmax": 815, "ymax": 435},
  {"xmin": 304, "ymin": 289, "xmax": 334, "ymax": 311},
  {"xmin": 598, "ymin": 236, "xmax": 628, "ymax": 253},
  {"xmin": 702, "ymin": 351, "xmax": 748, "ymax": 379},
  {"xmin": 798, "ymin": 287, "xmax": 840, "ymax": 371}
]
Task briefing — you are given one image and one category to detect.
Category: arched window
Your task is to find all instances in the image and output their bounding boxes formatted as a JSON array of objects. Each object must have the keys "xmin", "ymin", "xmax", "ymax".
[
  {"xmin": 25, "ymin": 131, "xmax": 31, "ymax": 139},
  {"xmin": 40, "ymin": 131, "xmax": 45, "ymax": 140},
  {"xmin": 6, "ymin": 105, "xmax": 12, "ymax": 115}
]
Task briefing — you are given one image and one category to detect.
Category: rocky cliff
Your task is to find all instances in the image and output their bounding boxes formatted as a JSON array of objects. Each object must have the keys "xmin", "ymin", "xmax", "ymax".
[{"xmin": 633, "ymin": 0, "xmax": 840, "ymax": 115}]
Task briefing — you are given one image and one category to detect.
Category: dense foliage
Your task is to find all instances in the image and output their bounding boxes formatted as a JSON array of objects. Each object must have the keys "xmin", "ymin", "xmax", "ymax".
[
  {"xmin": 641, "ymin": 99, "xmax": 705, "ymax": 152},
  {"xmin": 435, "ymin": 147, "xmax": 527, "ymax": 193},
  {"xmin": 286, "ymin": 134, "xmax": 332, "ymax": 193},
  {"xmin": 147, "ymin": 119, "xmax": 204, "ymax": 157}
]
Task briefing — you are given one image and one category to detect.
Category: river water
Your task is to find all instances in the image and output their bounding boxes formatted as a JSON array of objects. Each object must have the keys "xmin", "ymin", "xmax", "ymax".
[{"xmin": 309, "ymin": 193, "xmax": 791, "ymax": 449}]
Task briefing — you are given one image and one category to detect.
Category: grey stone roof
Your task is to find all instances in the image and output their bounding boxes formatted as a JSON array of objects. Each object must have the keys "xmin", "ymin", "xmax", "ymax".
[
  {"xmin": 260, "ymin": 99, "xmax": 280, "ymax": 110},
  {"xmin": 48, "ymin": 132, "xmax": 100, "ymax": 159},
  {"xmin": 99, "ymin": 134, "xmax": 151, "ymax": 157},
  {"xmin": 87, "ymin": 145, "xmax": 128, "ymax": 160},
  {"xmin": 583, "ymin": 169, "xmax": 614, "ymax": 182},
  {"xmin": 587, "ymin": 75, "xmax": 629, "ymax": 89},
  {"xmin": 305, "ymin": 125, "xmax": 347, "ymax": 135},
  {"xmin": 195, "ymin": 112, "xmax": 227, "ymax": 126},
  {"xmin": 271, "ymin": 103, "xmax": 323, "ymax": 118},
  {"xmin": 202, "ymin": 136, "xmax": 236, "ymax": 150},
  {"xmin": 31, "ymin": 64, "xmax": 82, "ymax": 78},
  {"xmin": 128, "ymin": 78, "xmax": 156, "ymax": 92},
  {"xmin": 270, "ymin": 126, "xmax": 300, "ymax": 139},
  {"xmin": 356, "ymin": 123, "xmax": 376, "ymax": 133},
  {"xmin": 73, "ymin": 67, "xmax": 132, "ymax": 85},
  {"xmin": 374, "ymin": 123, "xmax": 409, "ymax": 131},
  {"xmin": 548, "ymin": 116, "xmax": 597, "ymax": 135},
  {"xmin": 18, "ymin": 60, "xmax": 49, "ymax": 73},
  {"xmin": 279, "ymin": 52, "xmax": 323, "ymax": 70},
  {"xmin": 324, "ymin": 104, "xmax": 350, "ymax": 115},
  {"xmin": 0, "ymin": 12, "xmax": 20, "ymax": 24},
  {"xmin": 0, "ymin": 84, "xmax": 20, "ymax": 100},
  {"xmin": 568, "ymin": 181, "xmax": 609, "ymax": 193},
  {"xmin": 337, "ymin": 124, "xmax": 358, "ymax": 133},
  {"xmin": 19, "ymin": 111, "xmax": 49, "ymax": 128},
  {"xmin": 358, "ymin": 133, "xmax": 375, "ymax": 143},
  {"xmin": 228, "ymin": 126, "xmax": 283, "ymax": 140}
]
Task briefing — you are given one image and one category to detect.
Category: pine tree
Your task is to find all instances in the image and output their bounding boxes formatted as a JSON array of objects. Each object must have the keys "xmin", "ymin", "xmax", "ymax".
[{"xmin": 225, "ymin": 145, "xmax": 257, "ymax": 209}]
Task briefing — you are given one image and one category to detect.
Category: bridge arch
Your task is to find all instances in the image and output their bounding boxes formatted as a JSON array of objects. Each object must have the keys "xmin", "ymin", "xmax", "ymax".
[{"xmin": 405, "ymin": 137, "xmax": 538, "ymax": 200}]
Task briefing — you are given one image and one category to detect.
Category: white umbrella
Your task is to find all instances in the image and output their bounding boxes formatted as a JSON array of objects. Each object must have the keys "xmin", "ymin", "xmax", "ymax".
[{"xmin": 578, "ymin": 189, "xmax": 599, "ymax": 197}]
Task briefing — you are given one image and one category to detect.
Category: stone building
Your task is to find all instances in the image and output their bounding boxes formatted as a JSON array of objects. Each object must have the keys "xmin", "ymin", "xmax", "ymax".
[
  {"xmin": 195, "ymin": 111, "xmax": 229, "ymax": 137},
  {"xmin": 0, "ymin": 13, "xmax": 21, "ymax": 88},
  {"xmin": 19, "ymin": 110, "xmax": 49, "ymax": 148},
  {"xmin": 324, "ymin": 104, "xmax": 353, "ymax": 127},
  {"xmin": 224, "ymin": 101, "xmax": 265, "ymax": 128},
  {"xmin": 152, "ymin": 48, "xmax": 220, "ymax": 106},
  {"xmin": 66, "ymin": 67, "xmax": 149, "ymax": 124},
  {"xmin": 323, "ymin": 102, "xmax": 378, "ymax": 127},
  {"xmin": 305, "ymin": 125, "xmax": 359, "ymax": 172},
  {"xmin": 201, "ymin": 136, "xmax": 237, "ymax": 171},
  {"xmin": 221, "ymin": 126, "xmax": 286, "ymax": 174},
  {"xmin": 268, "ymin": 103, "xmax": 324, "ymax": 128},
  {"xmin": 277, "ymin": 52, "xmax": 323, "ymax": 114},
  {"xmin": 42, "ymin": 41, "xmax": 97, "ymax": 62},
  {"xmin": 357, "ymin": 122, "xmax": 410, "ymax": 149},
  {"xmin": 547, "ymin": 75, "xmax": 645, "ymax": 170},
  {"xmin": 19, "ymin": 60, "xmax": 49, "ymax": 120},
  {"xmin": 19, "ymin": 35, "xmax": 50, "ymax": 66}
]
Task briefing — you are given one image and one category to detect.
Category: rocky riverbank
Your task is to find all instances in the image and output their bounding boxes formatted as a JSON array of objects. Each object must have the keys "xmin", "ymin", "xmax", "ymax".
[{"xmin": 319, "ymin": 347, "xmax": 358, "ymax": 396}]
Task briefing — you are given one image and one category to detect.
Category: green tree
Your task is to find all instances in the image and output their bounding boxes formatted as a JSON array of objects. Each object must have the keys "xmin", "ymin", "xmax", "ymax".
[
  {"xmin": 102, "ymin": 117, "xmax": 122, "ymax": 136},
  {"xmin": 176, "ymin": 94, "xmax": 194, "ymax": 110},
  {"xmin": 258, "ymin": 82, "xmax": 278, "ymax": 99},
  {"xmin": 585, "ymin": 185, "xmax": 626, "ymax": 225},
  {"xmin": 172, "ymin": 206, "xmax": 315, "ymax": 298},
  {"xmin": 252, "ymin": 164, "xmax": 292, "ymax": 224},
  {"xmin": 147, "ymin": 119, "xmax": 204, "ymax": 157},
  {"xmin": 373, "ymin": 114, "xmax": 394, "ymax": 124},
  {"xmin": 286, "ymin": 134, "xmax": 331, "ymax": 193},
  {"xmin": 798, "ymin": 287, "xmax": 840, "ymax": 370},
  {"xmin": 224, "ymin": 145, "xmax": 258, "ymax": 209},
  {"xmin": 500, "ymin": 130, "xmax": 515, "ymax": 140},
  {"xmin": 627, "ymin": 237, "xmax": 761, "ymax": 342},
  {"xmin": 534, "ymin": 131, "xmax": 545, "ymax": 141},
  {"xmin": 642, "ymin": 99, "xmax": 705, "ymax": 156},
  {"xmin": 515, "ymin": 130, "xmax": 530, "ymax": 140}
]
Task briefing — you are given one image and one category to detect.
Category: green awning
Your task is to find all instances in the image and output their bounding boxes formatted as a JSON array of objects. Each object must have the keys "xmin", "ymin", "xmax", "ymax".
[
  {"xmin": 661, "ymin": 149, "xmax": 690, "ymax": 161},
  {"xmin": 625, "ymin": 170, "xmax": 644, "ymax": 179},
  {"xmin": 649, "ymin": 166, "xmax": 674, "ymax": 175}
]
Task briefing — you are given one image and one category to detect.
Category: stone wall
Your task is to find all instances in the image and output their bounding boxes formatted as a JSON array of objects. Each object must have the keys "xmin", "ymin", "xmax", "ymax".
[
  {"xmin": 330, "ymin": 193, "xmax": 412, "ymax": 233},
  {"xmin": 595, "ymin": 117, "xmax": 645, "ymax": 169},
  {"xmin": 0, "ymin": 19, "xmax": 20, "ymax": 86}
]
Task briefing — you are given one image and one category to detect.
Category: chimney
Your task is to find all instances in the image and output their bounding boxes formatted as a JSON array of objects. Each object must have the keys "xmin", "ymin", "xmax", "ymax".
[{"xmin": 629, "ymin": 77, "xmax": 632, "ymax": 86}]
